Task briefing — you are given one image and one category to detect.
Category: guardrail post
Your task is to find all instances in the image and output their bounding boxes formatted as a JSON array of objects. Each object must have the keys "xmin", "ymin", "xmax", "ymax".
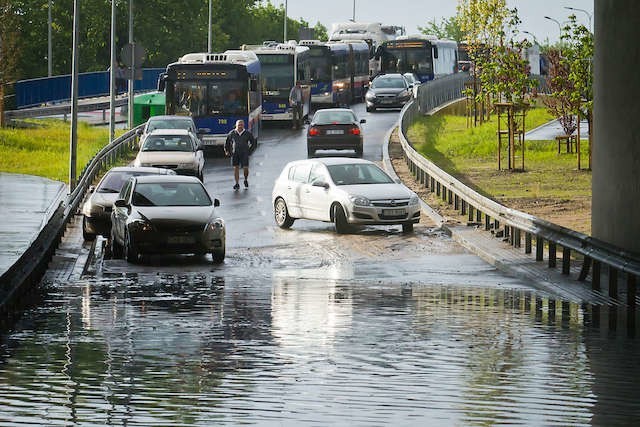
[
  {"xmin": 447, "ymin": 189, "xmax": 453, "ymax": 204},
  {"xmin": 525, "ymin": 233, "xmax": 532, "ymax": 254},
  {"xmin": 430, "ymin": 177, "xmax": 435, "ymax": 192},
  {"xmin": 562, "ymin": 247, "xmax": 571, "ymax": 275},
  {"xmin": 562, "ymin": 301, "xmax": 571, "ymax": 322},
  {"xmin": 476, "ymin": 209, "xmax": 482, "ymax": 223},
  {"xmin": 441, "ymin": 185, "xmax": 447, "ymax": 201},
  {"xmin": 609, "ymin": 267, "xmax": 618, "ymax": 299},
  {"xmin": 468, "ymin": 205, "xmax": 474, "ymax": 223},
  {"xmin": 514, "ymin": 228, "xmax": 521, "ymax": 248},
  {"xmin": 548, "ymin": 242, "xmax": 557, "ymax": 268},
  {"xmin": 592, "ymin": 260, "xmax": 601, "ymax": 291},
  {"xmin": 628, "ymin": 274, "xmax": 637, "ymax": 308},
  {"xmin": 461, "ymin": 200, "xmax": 467, "ymax": 216},
  {"xmin": 549, "ymin": 299, "xmax": 556, "ymax": 322},
  {"xmin": 485, "ymin": 214, "xmax": 491, "ymax": 231},
  {"xmin": 454, "ymin": 194, "xmax": 459, "ymax": 210},
  {"xmin": 436, "ymin": 182, "xmax": 441, "ymax": 197}
]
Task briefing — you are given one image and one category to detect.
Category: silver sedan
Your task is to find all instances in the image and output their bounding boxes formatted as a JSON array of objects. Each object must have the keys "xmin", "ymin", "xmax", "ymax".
[{"xmin": 272, "ymin": 158, "xmax": 421, "ymax": 233}]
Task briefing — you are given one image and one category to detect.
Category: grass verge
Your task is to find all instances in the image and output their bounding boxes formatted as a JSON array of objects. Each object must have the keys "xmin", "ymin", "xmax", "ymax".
[
  {"xmin": 0, "ymin": 120, "xmax": 127, "ymax": 182},
  {"xmin": 406, "ymin": 106, "xmax": 592, "ymax": 235}
]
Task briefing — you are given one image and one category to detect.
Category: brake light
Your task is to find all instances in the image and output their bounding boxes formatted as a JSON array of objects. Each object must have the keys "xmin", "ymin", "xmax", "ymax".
[
  {"xmin": 308, "ymin": 127, "xmax": 320, "ymax": 136},
  {"xmin": 349, "ymin": 126, "xmax": 361, "ymax": 135}
]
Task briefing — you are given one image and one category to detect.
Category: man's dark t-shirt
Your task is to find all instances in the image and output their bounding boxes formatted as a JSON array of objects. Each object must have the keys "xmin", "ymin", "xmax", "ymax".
[{"xmin": 225, "ymin": 129, "xmax": 256, "ymax": 155}]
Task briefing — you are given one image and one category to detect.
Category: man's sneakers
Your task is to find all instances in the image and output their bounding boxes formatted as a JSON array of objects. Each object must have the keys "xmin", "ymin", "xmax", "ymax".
[{"xmin": 233, "ymin": 183, "xmax": 240, "ymax": 190}]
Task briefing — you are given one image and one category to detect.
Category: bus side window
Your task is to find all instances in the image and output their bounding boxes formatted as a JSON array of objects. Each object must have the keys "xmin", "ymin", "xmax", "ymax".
[{"xmin": 250, "ymin": 79, "xmax": 258, "ymax": 92}]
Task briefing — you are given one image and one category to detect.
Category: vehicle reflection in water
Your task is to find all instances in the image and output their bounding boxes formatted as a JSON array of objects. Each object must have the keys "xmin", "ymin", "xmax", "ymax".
[{"xmin": 1, "ymin": 274, "xmax": 640, "ymax": 425}]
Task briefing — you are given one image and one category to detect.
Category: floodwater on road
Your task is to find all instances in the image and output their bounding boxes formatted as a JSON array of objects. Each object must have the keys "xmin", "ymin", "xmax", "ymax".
[{"xmin": 1, "ymin": 246, "xmax": 640, "ymax": 425}]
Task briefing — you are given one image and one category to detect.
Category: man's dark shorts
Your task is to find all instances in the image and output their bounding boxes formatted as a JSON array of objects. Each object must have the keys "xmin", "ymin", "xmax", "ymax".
[{"xmin": 232, "ymin": 151, "xmax": 249, "ymax": 168}]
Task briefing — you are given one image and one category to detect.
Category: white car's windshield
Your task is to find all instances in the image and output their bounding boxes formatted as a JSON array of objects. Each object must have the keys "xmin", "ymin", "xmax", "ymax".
[
  {"xmin": 327, "ymin": 164, "xmax": 394, "ymax": 185},
  {"xmin": 131, "ymin": 182, "xmax": 212, "ymax": 207},
  {"xmin": 142, "ymin": 136, "xmax": 195, "ymax": 152}
]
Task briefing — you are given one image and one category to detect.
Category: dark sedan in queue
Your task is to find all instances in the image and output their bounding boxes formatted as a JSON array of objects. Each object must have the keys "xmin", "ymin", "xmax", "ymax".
[
  {"xmin": 365, "ymin": 73, "xmax": 412, "ymax": 112},
  {"xmin": 110, "ymin": 175, "xmax": 225, "ymax": 263},
  {"xmin": 306, "ymin": 108, "xmax": 366, "ymax": 157},
  {"xmin": 81, "ymin": 166, "xmax": 175, "ymax": 240}
]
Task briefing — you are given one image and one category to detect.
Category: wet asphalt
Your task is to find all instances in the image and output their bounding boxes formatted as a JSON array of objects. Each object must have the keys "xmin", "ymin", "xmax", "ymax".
[{"xmin": 1, "ymin": 104, "xmax": 640, "ymax": 425}]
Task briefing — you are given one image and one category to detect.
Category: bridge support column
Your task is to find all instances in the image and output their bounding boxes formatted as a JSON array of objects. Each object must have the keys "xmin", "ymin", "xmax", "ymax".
[{"xmin": 593, "ymin": 0, "xmax": 640, "ymax": 254}]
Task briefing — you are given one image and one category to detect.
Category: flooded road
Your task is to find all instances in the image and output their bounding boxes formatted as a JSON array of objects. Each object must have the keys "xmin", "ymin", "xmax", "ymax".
[{"xmin": 1, "ymin": 105, "xmax": 640, "ymax": 425}]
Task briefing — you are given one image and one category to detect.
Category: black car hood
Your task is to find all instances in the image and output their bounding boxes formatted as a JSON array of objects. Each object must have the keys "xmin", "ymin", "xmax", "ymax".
[
  {"xmin": 368, "ymin": 87, "xmax": 406, "ymax": 95},
  {"xmin": 134, "ymin": 206, "xmax": 216, "ymax": 226}
]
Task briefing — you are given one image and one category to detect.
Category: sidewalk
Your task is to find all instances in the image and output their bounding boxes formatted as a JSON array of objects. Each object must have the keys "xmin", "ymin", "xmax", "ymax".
[{"xmin": 0, "ymin": 172, "xmax": 66, "ymax": 276}]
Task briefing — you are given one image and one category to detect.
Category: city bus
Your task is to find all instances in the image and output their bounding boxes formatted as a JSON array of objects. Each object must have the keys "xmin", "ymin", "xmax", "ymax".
[
  {"xmin": 377, "ymin": 35, "xmax": 459, "ymax": 82},
  {"xmin": 298, "ymin": 40, "xmax": 370, "ymax": 106},
  {"xmin": 241, "ymin": 43, "xmax": 312, "ymax": 126},
  {"xmin": 158, "ymin": 50, "xmax": 262, "ymax": 150}
]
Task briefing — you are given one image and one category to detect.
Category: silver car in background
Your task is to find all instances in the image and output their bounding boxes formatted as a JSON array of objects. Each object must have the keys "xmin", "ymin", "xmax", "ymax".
[
  {"xmin": 81, "ymin": 166, "xmax": 175, "ymax": 240},
  {"xmin": 272, "ymin": 158, "xmax": 421, "ymax": 233},
  {"xmin": 134, "ymin": 129, "xmax": 205, "ymax": 180}
]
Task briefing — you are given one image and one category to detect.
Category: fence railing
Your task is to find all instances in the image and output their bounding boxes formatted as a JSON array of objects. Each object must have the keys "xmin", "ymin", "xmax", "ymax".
[
  {"xmin": 400, "ymin": 74, "xmax": 640, "ymax": 305},
  {"xmin": 0, "ymin": 126, "xmax": 142, "ymax": 311}
]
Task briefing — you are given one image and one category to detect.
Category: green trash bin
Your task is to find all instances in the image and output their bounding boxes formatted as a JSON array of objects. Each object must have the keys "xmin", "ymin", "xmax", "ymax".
[{"xmin": 133, "ymin": 92, "xmax": 166, "ymax": 126}]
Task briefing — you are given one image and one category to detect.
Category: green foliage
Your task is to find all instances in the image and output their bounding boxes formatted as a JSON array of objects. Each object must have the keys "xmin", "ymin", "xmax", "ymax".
[
  {"xmin": 419, "ymin": 16, "xmax": 464, "ymax": 42},
  {"xmin": 6, "ymin": 0, "xmax": 316, "ymax": 80},
  {"xmin": 0, "ymin": 120, "xmax": 119, "ymax": 181}
]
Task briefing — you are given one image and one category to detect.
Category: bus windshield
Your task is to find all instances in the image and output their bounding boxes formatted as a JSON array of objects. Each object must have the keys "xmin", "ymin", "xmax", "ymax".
[
  {"xmin": 173, "ymin": 80, "xmax": 247, "ymax": 116},
  {"xmin": 261, "ymin": 64, "xmax": 294, "ymax": 96},
  {"xmin": 306, "ymin": 57, "xmax": 331, "ymax": 81},
  {"xmin": 383, "ymin": 47, "xmax": 432, "ymax": 75}
]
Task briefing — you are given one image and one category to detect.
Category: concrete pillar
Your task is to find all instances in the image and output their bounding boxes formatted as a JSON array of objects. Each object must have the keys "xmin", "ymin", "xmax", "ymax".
[{"xmin": 592, "ymin": 0, "xmax": 640, "ymax": 253}]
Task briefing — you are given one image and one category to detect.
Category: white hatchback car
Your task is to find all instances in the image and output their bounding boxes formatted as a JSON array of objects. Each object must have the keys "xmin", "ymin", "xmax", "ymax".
[
  {"xmin": 272, "ymin": 158, "xmax": 421, "ymax": 233},
  {"xmin": 134, "ymin": 129, "xmax": 205, "ymax": 181}
]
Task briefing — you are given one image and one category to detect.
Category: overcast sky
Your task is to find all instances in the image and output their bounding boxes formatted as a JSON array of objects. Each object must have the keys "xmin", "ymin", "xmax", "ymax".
[{"xmin": 275, "ymin": 0, "xmax": 594, "ymax": 44}]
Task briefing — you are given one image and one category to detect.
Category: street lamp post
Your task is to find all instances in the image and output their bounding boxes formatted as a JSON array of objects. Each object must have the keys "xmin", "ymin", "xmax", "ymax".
[
  {"xmin": 565, "ymin": 6, "xmax": 592, "ymax": 32},
  {"xmin": 352, "ymin": 0, "xmax": 355, "ymax": 22},
  {"xmin": 284, "ymin": 0, "xmax": 287, "ymax": 43},
  {"xmin": 522, "ymin": 30, "xmax": 539, "ymax": 45},
  {"xmin": 208, "ymin": 0, "xmax": 212, "ymax": 52},
  {"xmin": 48, "ymin": 0, "xmax": 52, "ymax": 76},
  {"xmin": 544, "ymin": 15, "xmax": 563, "ymax": 40}
]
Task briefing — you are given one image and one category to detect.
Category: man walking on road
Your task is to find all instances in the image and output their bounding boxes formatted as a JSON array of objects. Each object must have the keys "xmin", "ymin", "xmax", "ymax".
[
  {"xmin": 224, "ymin": 119, "xmax": 257, "ymax": 190},
  {"xmin": 289, "ymin": 80, "xmax": 304, "ymax": 130}
]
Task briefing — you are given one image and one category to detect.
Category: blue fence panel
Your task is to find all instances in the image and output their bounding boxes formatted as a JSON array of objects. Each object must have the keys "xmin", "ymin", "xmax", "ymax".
[{"xmin": 15, "ymin": 68, "xmax": 165, "ymax": 109}]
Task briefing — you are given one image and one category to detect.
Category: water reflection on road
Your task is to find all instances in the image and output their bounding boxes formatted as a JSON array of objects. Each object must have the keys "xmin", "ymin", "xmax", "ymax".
[{"xmin": 1, "ymin": 267, "xmax": 639, "ymax": 425}]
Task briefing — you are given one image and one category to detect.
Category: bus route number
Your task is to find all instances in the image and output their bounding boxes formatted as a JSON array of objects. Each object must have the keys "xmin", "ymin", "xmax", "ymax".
[
  {"xmin": 218, "ymin": 119, "xmax": 228, "ymax": 125},
  {"xmin": 278, "ymin": 104, "xmax": 287, "ymax": 109}
]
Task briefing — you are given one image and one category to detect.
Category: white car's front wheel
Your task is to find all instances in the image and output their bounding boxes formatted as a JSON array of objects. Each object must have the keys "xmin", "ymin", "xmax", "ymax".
[{"xmin": 274, "ymin": 197, "xmax": 295, "ymax": 229}]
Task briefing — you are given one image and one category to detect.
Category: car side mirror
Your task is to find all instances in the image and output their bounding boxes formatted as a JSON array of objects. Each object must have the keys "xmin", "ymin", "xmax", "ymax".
[
  {"xmin": 114, "ymin": 199, "xmax": 128, "ymax": 208},
  {"xmin": 312, "ymin": 180, "xmax": 329, "ymax": 189},
  {"xmin": 88, "ymin": 185, "xmax": 96, "ymax": 193},
  {"xmin": 360, "ymin": 119, "xmax": 366, "ymax": 124},
  {"xmin": 304, "ymin": 118, "xmax": 310, "ymax": 125},
  {"xmin": 214, "ymin": 198, "xmax": 220, "ymax": 207},
  {"xmin": 136, "ymin": 128, "xmax": 143, "ymax": 136}
]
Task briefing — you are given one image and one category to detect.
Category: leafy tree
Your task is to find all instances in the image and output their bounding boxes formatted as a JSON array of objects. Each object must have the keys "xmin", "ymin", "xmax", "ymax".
[
  {"xmin": 419, "ymin": 16, "xmax": 464, "ymax": 42},
  {"xmin": 561, "ymin": 14, "xmax": 593, "ymax": 169},
  {"xmin": 543, "ymin": 48, "xmax": 579, "ymax": 137},
  {"xmin": 0, "ymin": 0, "xmax": 19, "ymax": 120}
]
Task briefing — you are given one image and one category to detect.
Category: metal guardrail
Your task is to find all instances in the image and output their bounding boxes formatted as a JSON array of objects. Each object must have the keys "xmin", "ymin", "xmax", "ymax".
[
  {"xmin": 0, "ymin": 126, "xmax": 142, "ymax": 311},
  {"xmin": 400, "ymin": 74, "xmax": 640, "ymax": 303},
  {"xmin": 3, "ymin": 96, "xmax": 128, "ymax": 121}
]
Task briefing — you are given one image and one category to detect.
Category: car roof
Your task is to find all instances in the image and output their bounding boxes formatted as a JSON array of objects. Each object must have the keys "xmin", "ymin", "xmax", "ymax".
[
  {"xmin": 374, "ymin": 73, "xmax": 405, "ymax": 79},
  {"xmin": 105, "ymin": 166, "xmax": 175, "ymax": 174},
  {"xmin": 146, "ymin": 128, "xmax": 194, "ymax": 136},
  {"xmin": 132, "ymin": 174, "xmax": 203, "ymax": 184},
  {"xmin": 147, "ymin": 115, "xmax": 195, "ymax": 122},
  {"xmin": 287, "ymin": 157, "xmax": 373, "ymax": 168},
  {"xmin": 313, "ymin": 108, "xmax": 355, "ymax": 114}
]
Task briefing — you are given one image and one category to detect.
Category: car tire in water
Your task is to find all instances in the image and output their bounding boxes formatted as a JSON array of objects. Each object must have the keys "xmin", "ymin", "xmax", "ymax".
[
  {"xmin": 355, "ymin": 145, "xmax": 363, "ymax": 157},
  {"xmin": 82, "ymin": 217, "xmax": 96, "ymax": 241},
  {"xmin": 274, "ymin": 197, "xmax": 295, "ymax": 229},
  {"xmin": 333, "ymin": 204, "xmax": 351, "ymax": 234},
  {"xmin": 307, "ymin": 146, "xmax": 315, "ymax": 157},
  {"xmin": 402, "ymin": 222, "xmax": 414, "ymax": 233},
  {"xmin": 124, "ymin": 229, "xmax": 140, "ymax": 263},
  {"xmin": 212, "ymin": 247, "xmax": 225, "ymax": 263}
]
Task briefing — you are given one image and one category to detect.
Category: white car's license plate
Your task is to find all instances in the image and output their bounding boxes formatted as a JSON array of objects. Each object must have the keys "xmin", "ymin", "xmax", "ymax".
[
  {"xmin": 326, "ymin": 129, "xmax": 344, "ymax": 135},
  {"xmin": 381, "ymin": 99, "xmax": 395, "ymax": 104},
  {"xmin": 168, "ymin": 235, "xmax": 195, "ymax": 244},
  {"xmin": 383, "ymin": 209, "xmax": 405, "ymax": 216}
]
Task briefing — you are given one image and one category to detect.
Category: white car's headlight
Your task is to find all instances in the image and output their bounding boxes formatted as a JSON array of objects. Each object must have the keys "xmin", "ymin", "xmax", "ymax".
[
  {"xmin": 349, "ymin": 195, "xmax": 371, "ymax": 206},
  {"xmin": 365, "ymin": 91, "xmax": 376, "ymax": 100},
  {"xmin": 82, "ymin": 202, "xmax": 104, "ymax": 216},
  {"xmin": 179, "ymin": 161, "xmax": 197, "ymax": 169},
  {"xmin": 207, "ymin": 218, "xmax": 225, "ymax": 232},
  {"xmin": 410, "ymin": 195, "xmax": 419, "ymax": 206}
]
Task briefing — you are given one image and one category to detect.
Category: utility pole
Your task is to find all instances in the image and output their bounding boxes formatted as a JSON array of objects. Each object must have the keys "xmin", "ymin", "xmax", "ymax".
[
  {"xmin": 109, "ymin": 0, "xmax": 116, "ymax": 141},
  {"xmin": 208, "ymin": 0, "xmax": 212, "ymax": 52},
  {"xmin": 69, "ymin": 0, "xmax": 80, "ymax": 190},
  {"xmin": 48, "ymin": 0, "xmax": 52, "ymax": 77},
  {"xmin": 284, "ymin": 0, "xmax": 287, "ymax": 43},
  {"xmin": 128, "ymin": 0, "xmax": 134, "ymax": 128}
]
